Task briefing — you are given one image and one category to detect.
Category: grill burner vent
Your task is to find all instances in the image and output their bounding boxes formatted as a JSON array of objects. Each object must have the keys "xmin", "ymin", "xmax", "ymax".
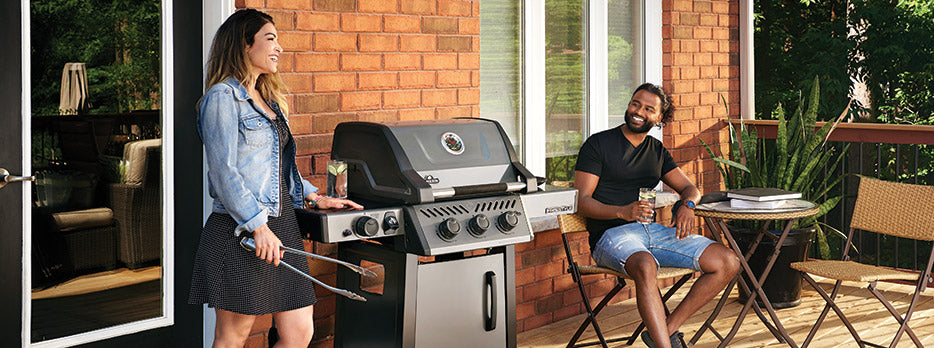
[
  {"xmin": 419, "ymin": 204, "xmax": 470, "ymax": 218},
  {"xmin": 418, "ymin": 198, "xmax": 519, "ymax": 218},
  {"xmin": 475, "ymin": 198, "xmax": 518, "ymax": 212}
]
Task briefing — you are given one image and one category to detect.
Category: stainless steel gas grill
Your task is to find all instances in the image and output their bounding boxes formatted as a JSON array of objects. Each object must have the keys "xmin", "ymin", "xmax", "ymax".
[{"xmin": 298, "ymin": 118, "xmax": 577, "ymax": 348}]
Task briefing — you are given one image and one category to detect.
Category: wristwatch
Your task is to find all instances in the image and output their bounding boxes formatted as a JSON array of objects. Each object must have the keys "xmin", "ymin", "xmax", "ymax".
[{"xmin": 684, "ymin": 200, "xmax": 696, "ymax": 209}]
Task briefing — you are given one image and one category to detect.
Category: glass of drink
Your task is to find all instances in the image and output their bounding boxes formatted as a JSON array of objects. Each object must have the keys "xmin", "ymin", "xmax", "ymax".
[
  {"xmin": 638, "ymin": 188, "xmax": 657, "ymax": 224},
  {"xmin": 326, "ymin": 160, "xmax": 348, "ymax": 199}
]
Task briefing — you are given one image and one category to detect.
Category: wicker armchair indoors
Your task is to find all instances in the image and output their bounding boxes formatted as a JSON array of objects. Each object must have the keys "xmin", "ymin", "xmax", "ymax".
[{"xmin": 109, "ymin": 140, "xmax": 162, "ymax": 269}]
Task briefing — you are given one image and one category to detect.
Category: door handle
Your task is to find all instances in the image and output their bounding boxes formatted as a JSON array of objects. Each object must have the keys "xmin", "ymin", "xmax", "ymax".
[
  {"xmin": 0, "ymin": 168, "xmax": 35, "ymax": 189},
  {"xmin": 484, "ymin": 271, "xmax": 497, "ymax": 331}
]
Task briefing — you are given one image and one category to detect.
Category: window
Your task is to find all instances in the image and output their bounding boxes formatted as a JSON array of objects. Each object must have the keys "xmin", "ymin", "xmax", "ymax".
[
  {"xmin": 543, "ymin": 0, "xmax": 652, "ymax": 183},
  {"xmin": 544, "ymin": 0, "xmax": 586, "ymax": 183},
  {"xmin": 478, "ymin": 0, "xmax": 658, "ymax": 182},
  {"xmin": 607, "ymin": 0, "xmax": 645, "ymax": 128},
  {"xmin": 480, "ymin": 1, "xmax": 523, "ymax": 156}
]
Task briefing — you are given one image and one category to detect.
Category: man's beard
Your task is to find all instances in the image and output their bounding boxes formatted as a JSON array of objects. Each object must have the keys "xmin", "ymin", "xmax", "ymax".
[{"xmin": 624, "ymin": 111, "xmax": 655, "ymax": 133}]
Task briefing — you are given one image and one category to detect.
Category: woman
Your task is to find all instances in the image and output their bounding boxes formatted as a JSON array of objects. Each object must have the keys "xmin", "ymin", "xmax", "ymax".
[{"xmin": 188, "ymin": 9, "xmax": 362, "ymax": 348}]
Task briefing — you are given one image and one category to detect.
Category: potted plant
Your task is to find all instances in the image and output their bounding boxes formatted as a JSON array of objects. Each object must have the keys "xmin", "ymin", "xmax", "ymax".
[{"xmin": 701, "ymin": 77, "xmax": 851, "ymax": 308}]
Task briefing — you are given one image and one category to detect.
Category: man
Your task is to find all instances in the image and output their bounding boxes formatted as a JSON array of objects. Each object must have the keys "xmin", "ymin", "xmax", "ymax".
[{"xmin": 574, "ymin": 83, "xmax": 739, "ymax": 348}]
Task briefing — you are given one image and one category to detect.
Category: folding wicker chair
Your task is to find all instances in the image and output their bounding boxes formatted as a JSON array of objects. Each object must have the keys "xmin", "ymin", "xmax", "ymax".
[
  {"xmin": 790, "ymin": 177, "xmax": 934, "ymax": 348},
  {"xmin": 559, "ymin": 213, "xmax": 694, "ymax": 348}
]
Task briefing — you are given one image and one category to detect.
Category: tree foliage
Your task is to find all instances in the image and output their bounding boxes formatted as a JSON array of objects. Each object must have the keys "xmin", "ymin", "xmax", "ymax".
[
  {"xmin": 543, "ymin": 0, "xmax": 641, "ymax": 182},
  {"xmin": 756, "ymin": 0, "xmax": 934, "ymax": 126},
  {"xmin": 754, "ymin": 0, "xmax": 852, "ymax": 121},
  {"xmin": 31, "ymin": 0, "xmax": 161, "ymax": 116},
  {"xmin": 850, "ymin": 0, "xmax": 934, "ymax": 125}
]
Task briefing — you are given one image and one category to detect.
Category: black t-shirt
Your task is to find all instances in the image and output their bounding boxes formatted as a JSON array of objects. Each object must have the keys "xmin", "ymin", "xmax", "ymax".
[{"xmin": 574, "ymin": 127, "xmax": 678, "ymax": 249}]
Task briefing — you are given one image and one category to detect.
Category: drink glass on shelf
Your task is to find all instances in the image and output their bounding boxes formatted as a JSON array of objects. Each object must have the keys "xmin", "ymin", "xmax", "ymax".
[
  {"xmin": 638, "ymin": 188, "xmax": 657, "ymax": 224},
  {"xmin": 326, "ymin": 160, "xmax": 348, "ymax": 199}
]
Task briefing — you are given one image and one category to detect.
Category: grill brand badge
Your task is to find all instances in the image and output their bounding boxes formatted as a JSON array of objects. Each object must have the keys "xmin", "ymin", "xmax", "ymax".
[
  {"xmin": 424, "ymin": 174, "xmax": 440, "ymax": 184},
  {"xmin": 545, "ymin": 205, "xmax": 574, "ymax": 215},
  {"xmin": 441, "ymin": 132, "xmax": 465, "ymax": 155}
]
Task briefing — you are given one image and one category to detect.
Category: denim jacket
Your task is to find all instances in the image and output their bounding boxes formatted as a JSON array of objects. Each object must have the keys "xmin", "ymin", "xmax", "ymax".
[{"xmin": 198, "ymin": 77, "xmax": 317, "ymax": 236}]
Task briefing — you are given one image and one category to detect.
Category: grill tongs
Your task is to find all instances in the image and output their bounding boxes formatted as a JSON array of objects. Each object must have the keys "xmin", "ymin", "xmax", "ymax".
[{"xmin": 239, "ymin": 236, "xmax": 375, "ymax": 302}]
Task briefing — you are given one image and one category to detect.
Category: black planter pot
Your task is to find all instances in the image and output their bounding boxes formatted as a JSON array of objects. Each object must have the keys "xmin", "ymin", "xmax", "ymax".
[{"xmin": 732, "ymin": 226, "xmax": 815, "ymax": 309}]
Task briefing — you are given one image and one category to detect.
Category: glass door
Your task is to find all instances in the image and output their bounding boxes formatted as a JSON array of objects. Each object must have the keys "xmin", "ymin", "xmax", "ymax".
[{"xmin": 11, "ymin": 0, "xmax": 175, "ymax": 346}]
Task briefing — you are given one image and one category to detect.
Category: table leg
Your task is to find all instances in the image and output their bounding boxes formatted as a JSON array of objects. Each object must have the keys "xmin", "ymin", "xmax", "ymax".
[
  {"xmin": 691, "ymin": 217, "xmax": 781, "ymax": 345},
  {"xmin": 738, "ymin": 223, "xmax": 789, "ymax": 341},
  {"xmin": 715, "ymin": 218, "xmax": 797, "ymax": 348},
  {"xmin": 743, "ymin": 219, "xmax": 800, "ymax": 348}
]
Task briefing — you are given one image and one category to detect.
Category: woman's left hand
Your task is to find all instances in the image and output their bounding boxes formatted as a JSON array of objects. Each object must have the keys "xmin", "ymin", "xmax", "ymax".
[
  {"xmin": 304, "ymin": 193, "xmax": 364, "ymax": 211},
  {"xmin": 674, "ymin": 205, "xmax": 696, "ymax": 240},
  {"xmin": 317, "ymin": 196, "xmax": 364, "ymax": 210}
]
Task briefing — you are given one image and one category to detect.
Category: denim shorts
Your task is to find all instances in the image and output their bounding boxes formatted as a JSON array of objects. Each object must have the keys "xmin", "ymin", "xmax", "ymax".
[{"xmin": 591, "ymin": 222, "xmax": 716, "ymax": 277}]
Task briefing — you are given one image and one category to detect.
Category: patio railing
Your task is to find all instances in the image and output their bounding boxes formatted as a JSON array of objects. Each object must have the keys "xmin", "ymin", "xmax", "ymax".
[{"xmin": 740, "ymin": 120, "xmax": 934, "ymax": 270}]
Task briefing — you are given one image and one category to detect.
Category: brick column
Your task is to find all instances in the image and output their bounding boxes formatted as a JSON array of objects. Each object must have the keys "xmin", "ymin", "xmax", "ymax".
[{"xmin": 663, "ymin": 0, "xmax": 739, "ymax": 195}]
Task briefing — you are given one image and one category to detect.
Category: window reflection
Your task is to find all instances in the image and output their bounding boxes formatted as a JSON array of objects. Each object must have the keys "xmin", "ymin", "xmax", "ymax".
[
  {"xmin": 545, "ymin": 0, "xmax": 645, "ymax": 184},
  {"xmin": 545, "ymin": 0, "xmax": 586, "ymax": 184},
  {"xmin": 607, "ymin": 0, "xmax": 644, "ymax": 128},
  {"xmin": 29, "ymin": 0, "xmax": 163, "ymax": 342},
  {"xmin": 480, "ymin": 1, "xmax": 523, "ymax": 157}
]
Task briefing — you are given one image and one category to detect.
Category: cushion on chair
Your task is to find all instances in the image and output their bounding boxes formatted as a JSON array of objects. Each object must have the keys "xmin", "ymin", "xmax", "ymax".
[
  {"xmin": 790, "ymin": 260, "xmax": 919, "ymax": 282},
  {"xmin": 579, "ymin": 265, "xmax": 695, "ymax": 280},
  {"xmin": 122, "ymin": 139, "xmax": 161, "ymax": 185},
  {"xmin": 51, "ymin": 207, "xmax": 114, "ymax": 232}
]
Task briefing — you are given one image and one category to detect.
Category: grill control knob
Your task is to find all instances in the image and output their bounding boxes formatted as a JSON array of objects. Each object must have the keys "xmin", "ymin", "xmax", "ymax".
[
  {"xmin": 383, "ymin": 214, "xmax": 400, "ymax": 234},
  {"xmin": 497, "ymin": 211, "xmax": 520, "ymax": 232},
  {"xmin": 353, "ymin": 216, "xmax": 379, "ymax": 237},
  {"xmin": 438, "ymin": 218, "xmax": 461, "ymax": 241},
  {"xmin": 467, "ymin": 214, "xmax": 490, "ymax": 237}
]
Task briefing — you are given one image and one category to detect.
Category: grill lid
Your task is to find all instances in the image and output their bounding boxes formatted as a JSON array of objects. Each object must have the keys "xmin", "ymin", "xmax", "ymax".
[{"xmin": 332, "ymin": 118, "xmax": 539, "ymax": 204}]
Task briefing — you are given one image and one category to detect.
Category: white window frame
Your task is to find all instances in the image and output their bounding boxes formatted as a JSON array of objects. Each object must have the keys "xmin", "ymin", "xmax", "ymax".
[
  {"xmin": 522, "ymin": 0, "xmax": 662, "ymax": 177},
  {"xmin": 23, "ymin": 0, "xmax": 176, "ymax": 346},
  {"xmin": 201, "ymin": 1, "xmax": 237, "ymax": 346},
  {"xmin": 740, "ymin": 0, "xmax": 754, "ymax": 120}
]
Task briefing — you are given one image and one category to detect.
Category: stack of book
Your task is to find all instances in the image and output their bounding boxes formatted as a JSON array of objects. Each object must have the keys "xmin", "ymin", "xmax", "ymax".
[{"xmin": 727, "ymin": 187, "xmax": 802, "ymax": 209}]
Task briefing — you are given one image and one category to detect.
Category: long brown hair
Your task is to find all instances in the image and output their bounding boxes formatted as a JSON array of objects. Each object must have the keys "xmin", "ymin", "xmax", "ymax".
[{"xmin": 204, "ymin": 9, "xmax": 289, "ymax": 115}]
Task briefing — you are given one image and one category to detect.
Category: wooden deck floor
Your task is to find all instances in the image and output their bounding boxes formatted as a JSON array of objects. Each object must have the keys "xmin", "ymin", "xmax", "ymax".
[{"xmin": 518, "ymin": 276, "xmax": 934, "ymax": 347}]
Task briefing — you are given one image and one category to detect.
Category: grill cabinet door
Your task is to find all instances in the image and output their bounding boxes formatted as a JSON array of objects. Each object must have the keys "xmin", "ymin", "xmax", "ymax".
[{"xmin": 414, "ymin": 253, "xmax": 506, "ymax": 348}]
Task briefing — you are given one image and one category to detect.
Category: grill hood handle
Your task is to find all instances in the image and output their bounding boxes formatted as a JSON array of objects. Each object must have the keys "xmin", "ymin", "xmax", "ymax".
[
  {"xmin": 239, "ymin": 237, "xmax": 375, "ymax": 302},
  {"xmin": 432, "ymin": 181, "xmax": 528, "ymax": 199},
  {"xmin": 431, "ymin": 176, "xmax": 547, "ymax": 199}
]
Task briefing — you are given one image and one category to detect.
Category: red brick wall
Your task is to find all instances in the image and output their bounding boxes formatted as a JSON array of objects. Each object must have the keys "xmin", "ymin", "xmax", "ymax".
[
  {"xmin": 229, "ymin": 0, "xmax": 737, "ymax": 344},
  {"xmin": 233, "ymin": 0, "xmax": 480, "ymax": 346},
  {"xmin": 663, "ymin": 0, "xmax": 739, "ymax": 196},
  {"xmin": 239, "ymin": 0, "xmax": 480, "ymax": 193}
]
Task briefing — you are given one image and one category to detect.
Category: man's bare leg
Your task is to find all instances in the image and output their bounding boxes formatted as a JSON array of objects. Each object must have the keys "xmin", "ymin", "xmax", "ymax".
[
  {"xmin": 626, "ymin": 251, "xmax": 671, "ymax": 348},
  {"xmin": 665, "ymin": 243, "xmax": 739, "ymax": 333}
]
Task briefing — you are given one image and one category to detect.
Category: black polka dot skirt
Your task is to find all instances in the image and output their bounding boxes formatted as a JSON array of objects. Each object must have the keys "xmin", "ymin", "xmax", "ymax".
[
  {"xmin": 188, "ymin": 116, "xmax": 316, "ymax": 315},
  {"xmin": 187, "ymin": 209, "xmax": 317, "ymax": 315}
]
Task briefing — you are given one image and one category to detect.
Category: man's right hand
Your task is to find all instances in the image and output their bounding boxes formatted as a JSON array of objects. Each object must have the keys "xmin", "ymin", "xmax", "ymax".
[{"xmin": 618, "ymin": 200, "xmax": 654, "ymax": 223}]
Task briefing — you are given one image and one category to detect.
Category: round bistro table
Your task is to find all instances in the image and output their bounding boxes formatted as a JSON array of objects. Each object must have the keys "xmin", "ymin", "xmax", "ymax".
[{"xmin": 689, "ymin": 200, "xmax": 820, "ymax": 348}]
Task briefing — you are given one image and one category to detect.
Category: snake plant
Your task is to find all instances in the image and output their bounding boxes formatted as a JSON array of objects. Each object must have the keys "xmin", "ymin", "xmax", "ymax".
[{"xmin": 701, "ymin": 77, "xmax": 851, "ymax": 258}]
